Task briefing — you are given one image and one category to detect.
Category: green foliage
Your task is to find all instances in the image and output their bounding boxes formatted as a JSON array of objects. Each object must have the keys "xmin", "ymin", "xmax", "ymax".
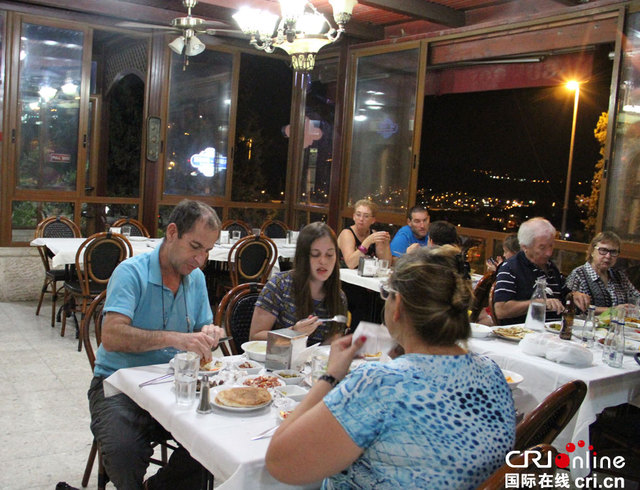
[{"xmin": 576, "ymin": 111, "xmax": 607, "ymax": 234}]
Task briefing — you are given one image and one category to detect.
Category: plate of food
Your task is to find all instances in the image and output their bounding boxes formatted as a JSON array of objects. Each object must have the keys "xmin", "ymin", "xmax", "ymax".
[
  {"xmin": 470, "ymin": 323, "xmax": 492, "ymax": 338},
  {"xmin": 501, "ymin": 369, "xmax": 524, "ymax": 390},
  {"xmin": 544, "ymin": 322, "xmax": 562, "ymax": 334},
  {"xmin": 597, "ymin": 338, "xmax": 640, "ymax": 355},
  {"xmin": 274, "ymin": 384, "xmax": 308, "ymax": 402},
  {"xmin": 241, "ymin": 341, "xmax": 267, "ymax": 362},
  {"xmin": 273, "ymin": 370, "xmax": 305, "ymax": 385},
  {"xmin": 199, "ymin": 359, "xmax": 224, "ymax": 374},
  {"xmin": 242, "ymin": 374, "xmax": 285, "ymax": 390},
  {"xmin": 233, "ymin": 359, "xmax": 262, "ymax": 374},
  {"xmin": 362, "ymin": 351, "xmax": 382, "ymax": 361},
  {"xmin": 492, "ymin": 326, "xmax": 535, "ymax": 341},
  {"xmin": 212, "ymin": 386, "xmax": 272, "ymax": 411}
]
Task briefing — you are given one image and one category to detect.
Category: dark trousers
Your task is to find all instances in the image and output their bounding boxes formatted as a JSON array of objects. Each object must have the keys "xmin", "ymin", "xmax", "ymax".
[{"xmin": 88, "ymin": 376, "xmax": 204, "ymax": 490}]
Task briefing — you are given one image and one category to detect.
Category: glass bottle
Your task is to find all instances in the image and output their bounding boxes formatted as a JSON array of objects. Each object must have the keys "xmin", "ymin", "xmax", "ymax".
[
  {"xmin": 559, "ymin": 294, "xmax": 574, "ymax": 340},
  {"xmin": 524, "ymin": 277, "xmax": 547, "ymax": 331},
  {"xmin": 608, "ymin": 307, "xmax": 626, "ymax": 368},
  {"xmin": 581, "ymin": 305, "xmax": 596, "ymax": 348}
]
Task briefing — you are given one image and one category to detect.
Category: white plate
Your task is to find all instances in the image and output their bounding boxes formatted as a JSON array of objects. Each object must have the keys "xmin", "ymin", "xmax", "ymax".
[
  {"xmin": 273, "ymin": 370, "xmax": 305, "ymax": 385},
  {"xmin": 128, "ymin": 236, "xmax": 148, "ymax": 241},
  {"xmin": 233, "ymin": 359, "xmax": 262, "ymax": 374},
  {"xmin": 274, "ymin": 384, "xmax": 308, "ymax": 402},
  {"xmin": 211, "ymin": 388, "xmax": 272, "ymax": 412},
  {"xmin": 241, "ymin": 374, "xmax": 285, "ymax": 390},
  {"xmin": 470, "ymin": 323, "xmax": 492, "ymax": 338},
  {"xmin": 241, "ymin": 341, "xmax": 267, "ymax": 362},
  {"xmin": 362, "ymin": 354, "xmax": 382, "ymax": 361},
  {"xmin": 544, "ymin": 322, "xmax": 562, "ymax": 334},
  {"xmin": 501, "ymin": 369, "xmax": 524, "ymax": 390},
  {"xmin": 169, "ymin": 357, "xmax": 224, "ymax": 375}
]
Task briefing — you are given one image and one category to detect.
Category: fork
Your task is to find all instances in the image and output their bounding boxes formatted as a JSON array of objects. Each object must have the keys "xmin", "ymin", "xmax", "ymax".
[{"xmin": 317, "ymin": 314, "xmax": 348, "ymax": 323}]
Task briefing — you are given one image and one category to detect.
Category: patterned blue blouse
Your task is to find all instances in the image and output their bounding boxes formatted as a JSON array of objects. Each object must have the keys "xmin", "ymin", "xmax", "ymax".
[{"xmin": 322, "ymin": 353, "xmax": 515, "ymax": 489}]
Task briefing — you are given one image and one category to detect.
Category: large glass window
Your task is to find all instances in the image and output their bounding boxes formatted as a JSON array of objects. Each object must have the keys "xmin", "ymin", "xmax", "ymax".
[
  {"xmin": 164, "ymin": 49, "xmax": 232, "ymax": 196},
  {"xmin": 347, "ymin": 48, "xmax": 420, "ymax": 212},
  {"xmin": 16, "ymin": 23, "xmax": 84, "ymax": 191},
  {"xmin": 12, "ymin": 201, "xmax": 74, "ymax": 242},
  {"xmin": 298, "ymin": 60, "xmax": 338, "ymax": 206},
  {"xmin": 605, "ymin": 10, "xmax": 640, "ymax": 242},
  {"xmin": 232, "ymin": 53, "xmax": 291, "ymax": 203}
]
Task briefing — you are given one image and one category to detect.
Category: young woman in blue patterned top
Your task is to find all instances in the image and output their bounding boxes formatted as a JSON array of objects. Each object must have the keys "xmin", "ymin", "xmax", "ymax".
[
  {"xmin": 249, "ymin": 222, "xmax": 347, "ymax": 345},
  {"xmin": 266, "ymin": 245, "xmax": 515, "ymax": 489}
]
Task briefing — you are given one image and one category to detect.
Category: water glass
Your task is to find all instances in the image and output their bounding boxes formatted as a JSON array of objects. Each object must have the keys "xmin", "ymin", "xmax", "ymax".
[
  {"xmin": 310, "ymin": 354, "xmax": 328, "ymax": 384},
  {"xmin": 377, "ymin": 259, "xmax": 390, "ymax": 277},
  {"xmin": 220, "ymin": 230, "xmax": 229, "ymax": 244},
  {"xmin": 121, "ymin": 225, "xmax": 131, "ymax": 238},
  {"xmin": 174, "ymin": 351, "xmax": 199, "ymax": 406},
  {"xmin": 286, "ymin": 230, "xmax": 299, "ymax": 245},
  {"xmin": 231, "ymin": 230, "xmax": 241, "ymax": 243}
]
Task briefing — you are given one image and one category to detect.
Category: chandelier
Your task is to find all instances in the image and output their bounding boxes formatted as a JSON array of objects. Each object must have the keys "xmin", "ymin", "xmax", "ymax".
[{"xmin": 233, "ymin": 0, "xmax": 357, "ymax": 72}]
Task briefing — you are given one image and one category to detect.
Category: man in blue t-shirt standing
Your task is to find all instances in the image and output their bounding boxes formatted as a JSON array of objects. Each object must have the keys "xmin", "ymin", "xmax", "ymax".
[
  {"xmin": 390, "ymin": 206, "xmax": 430, "ymax": 261},
  {"xmin": 88, "ymin": 199, "xmax": 226, "ymax": 490}
]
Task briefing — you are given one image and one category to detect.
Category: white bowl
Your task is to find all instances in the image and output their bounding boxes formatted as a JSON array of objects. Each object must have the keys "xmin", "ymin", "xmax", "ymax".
[
  {"xmin": 501, "ymin": 369, "xmax": 524, "ymax": 390},
  {"xmin": 274, "ymin": 384, "xmax": 308, "ymax": 402},
  {"xmin": 241, "ymin": 341, "xmax": 267, "ymax": 362},
  {"xmin": 470, "ymin": 323, "xmax": 492, "ymax": 338},
  {"xmin": 273, "ymin": 369, "xmax": 304, "ymax": 385},
  {"xmin": 233, "ymin": 359, "xmax": 262, "ymax": 374}
]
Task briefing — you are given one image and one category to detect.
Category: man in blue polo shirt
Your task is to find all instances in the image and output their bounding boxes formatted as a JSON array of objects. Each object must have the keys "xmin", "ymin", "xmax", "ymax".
[
  {"xmin": 493, "ymin": 217, "xmax": 589, "ymax": 325},
  {"xmin": 88, "ymin": 200, "xmax": 226, "ymax": 489},
  {"xmin": 390, "ymin": 206, "xmax": 430, "ymax": 260}
]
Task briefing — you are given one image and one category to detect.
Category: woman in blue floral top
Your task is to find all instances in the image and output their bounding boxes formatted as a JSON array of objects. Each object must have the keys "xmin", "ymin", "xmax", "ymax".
[
  {"xmin": 266, "ymin": 245, "xmax": 515, "ymax": 489},
  {"xmin": 250, "ymin": 222, "xmax": 347, "ymax": 345}
]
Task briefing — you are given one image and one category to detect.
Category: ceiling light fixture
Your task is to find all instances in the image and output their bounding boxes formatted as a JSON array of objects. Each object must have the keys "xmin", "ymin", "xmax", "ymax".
[{"xmin": 233, "ymin": 0, "xmax": 357, "ymax": 73}]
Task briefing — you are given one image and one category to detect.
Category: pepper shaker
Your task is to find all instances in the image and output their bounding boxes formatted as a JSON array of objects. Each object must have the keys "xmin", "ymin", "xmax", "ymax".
[{"xmin": 196, "ymin": 375, "xmax": 213, "ymax": 414}]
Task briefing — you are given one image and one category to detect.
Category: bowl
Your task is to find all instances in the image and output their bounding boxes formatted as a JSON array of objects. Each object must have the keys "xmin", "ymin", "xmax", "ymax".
[
  {"xmin": 273, "ymin": 369, "xmax": 304, "ymax": 385},
  {"xmin": 501, "ymin": 369, "xmax": 524, "ymax": 390},
  {"xmin": 233, "ymin": 359, "xmax": 262, "ymax": 374},
  {"xmin": 470, "ymin": 323, "xmax": 492, "ymax": 338},
  {"xmin": 241, "ymin": 341, "xmax": 267, "ymax": 362},
  {"xmin": 274, "ymin": 384, "xmax": 308, "ymax": 402}
]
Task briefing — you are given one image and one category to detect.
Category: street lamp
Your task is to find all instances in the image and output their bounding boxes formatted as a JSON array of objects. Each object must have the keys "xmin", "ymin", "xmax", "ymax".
[{"xmin": 560, "ymin": 80, "xmax": 580, "ymax": 239}]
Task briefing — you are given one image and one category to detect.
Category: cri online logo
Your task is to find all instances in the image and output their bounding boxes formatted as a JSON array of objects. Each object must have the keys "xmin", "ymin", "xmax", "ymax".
[{"xmin": 506, "ymin": 441, "xmax": 626, "ymax": 471}]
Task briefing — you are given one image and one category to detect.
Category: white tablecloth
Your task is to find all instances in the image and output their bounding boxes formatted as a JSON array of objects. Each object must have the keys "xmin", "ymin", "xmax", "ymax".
[
  {"xmin": 30, "ymin": 237, "xmax": 296, "ymax": 269},
  {"xmin": 468, "ymin": 335, "xmax": 640, "ymax": 478},
  {"xmin": 340, "ymin": 268, "xmax": 483, "ymax": 292},
  {"xmin": 104, "ymin": 360, "xmax": 317, "ymax": 490}
]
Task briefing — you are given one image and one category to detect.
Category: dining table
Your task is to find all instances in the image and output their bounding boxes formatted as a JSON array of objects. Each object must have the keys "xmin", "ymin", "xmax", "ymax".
[
  {"xmin": 30, "ymin": 236, "xmax": 296, "ymax": 269},
  {"xmin": 468, "ymin": 329, "xmax": 640, "ymax": 479},
  {"xmin": 103, "ymin": 355, "xmax": 319, "ymax": 490}
]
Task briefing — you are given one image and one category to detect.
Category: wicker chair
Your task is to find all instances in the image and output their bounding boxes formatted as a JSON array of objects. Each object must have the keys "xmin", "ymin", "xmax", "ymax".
[
  {"xmin": 514, "ymin": 380, "xmax": 588, "ymax": 451},
  {"xmin": 81, "ymin": 291, "xmax": 174, "ymax": 490},
  {"xmin": 62, "ymin": 231, "xmax": 132, "ymax": 351},
  {"xmin": 112, "ymin": 217, "xmax": 150, "ymax": 237},
  {"xmin": 476, "ymin": 444, "xmax": 558, "ymax": 490},
  {"xmin": 34, "ymin": 216, "xmax": 81, "ymax": 327},
  {"xmin": 470, "ymin": 271, "xmax": 496, "ymax": 323},
  {"xmin": 228, "ymin": 234, "xmax": 277, "ymax": 288},
  {"xmin": 221, "ymin": 219, "xmax": 251, "ymax": 238},
  {"xmin": 215, "ymin": 282, "xmax": 264, "ymax": 354},
  {"xmin": 260, "ymin": 219, "xmax": 288, "ymax": 239}
]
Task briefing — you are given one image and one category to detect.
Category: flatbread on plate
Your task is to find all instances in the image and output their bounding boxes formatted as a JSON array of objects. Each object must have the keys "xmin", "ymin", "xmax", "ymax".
[{"xmin": 215, "ymin": 387, "xmax": 271, "ymax": 408}]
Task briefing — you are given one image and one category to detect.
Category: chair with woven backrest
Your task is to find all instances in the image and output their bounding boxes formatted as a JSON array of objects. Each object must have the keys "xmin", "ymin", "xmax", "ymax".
[
  {"xmin": 215, "ymin": 282, "xmax": 264, "ymax": 355},
  {"xmin": 81, "ymin": 290, "xmax": 174, "ymax": 490},
  {"xmin": 476, "ymin": 444, "xmax": 558, "ymax": 490},
  {"xmin": 34, "ymin": 216, "xmax": 81, "ymax": 327},
  {"xmin": 221, "ymin": 219, "xmax": 251, "ymax": 238},
  {"xmin": 514, "ymin": 379, "xmax": 588, "ymax": 451},
  {"xmin": 112, "ymin": 217, "xmax": 150, "ymax": 238},
  {"xmin": 62, "ymin": 231, "xmax": 132, "ymax": 351},
  {"xmin": 470, "ymin": 271, "xmax": 497, "ymax": 323},
  {"xmin": 228, "ymin": 234, "xmax": 277, "ymax": 288},
  {"xmin": 260, "ymin": 219, "xmax": 288, "ymax": 239},
  {"xmin": 488, "ymin": 281, "xmax": 499, "ymax": 325}
]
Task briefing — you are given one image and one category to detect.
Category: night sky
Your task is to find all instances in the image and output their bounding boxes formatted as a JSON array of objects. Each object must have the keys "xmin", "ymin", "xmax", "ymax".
[{"xmin": 419, "ymin": 46, "xmax": 613, "ymax": 237}]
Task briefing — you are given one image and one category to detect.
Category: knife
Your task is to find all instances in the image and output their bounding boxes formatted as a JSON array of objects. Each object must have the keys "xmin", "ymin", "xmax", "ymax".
[{"xmin": 251, "ymin": 425, "xmax": 278, "ymax": 441}]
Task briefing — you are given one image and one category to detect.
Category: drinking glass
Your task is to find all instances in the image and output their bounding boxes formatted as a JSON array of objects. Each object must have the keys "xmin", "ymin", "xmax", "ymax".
[
  {"xmin": 311, "ymin": 354, "xmax": 328, "ymax": 384},
  {"xmin": 231, "ymin": 230, "xmax": 241, "ymax": 243},
  {"xmin": 174, "ymin": 351, "xmax": 199, "ymax": 406},
  {"xmin": 377, "ymin": 259, "xmax": 390, "ymax": 277},
  {"xmin": 121, "ymin": 225, "xmax": 131, "ymax": 238}
]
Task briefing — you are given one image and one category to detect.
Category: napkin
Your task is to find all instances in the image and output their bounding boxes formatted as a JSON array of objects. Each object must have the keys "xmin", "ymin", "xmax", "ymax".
[
  {"xmin": 351, "ymin": 322, "xmax": 395, "ymax": 357},
  {"xmin": 520, "ymin": 333, "xmax": 593, "ymax": 367}
]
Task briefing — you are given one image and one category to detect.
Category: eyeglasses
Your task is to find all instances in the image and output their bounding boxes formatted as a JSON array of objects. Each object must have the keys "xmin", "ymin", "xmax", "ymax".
[
  {"xmin": 354, "ymin": 213, "xmax": 372, "ymax": 219},
  {"xmin": 379, "ymin": 283, "xmax": 398, "ymax": 301},
  {"xmin": 594, "ymin": 246, "xmax": 619, "ymax": 257}
]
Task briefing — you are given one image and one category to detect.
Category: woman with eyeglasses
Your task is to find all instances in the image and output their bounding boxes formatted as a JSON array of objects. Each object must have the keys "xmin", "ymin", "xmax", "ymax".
[
  {"xmin": 249, "ymin": 222, "xmax": 347, "ymax": 346},
  {"xmin": 265, "ymin": 245, "xmax": 515, "ymax": 489},
  {"xmin": 337, "ymin": 199, "xmax": 392, "ymax": 269},
  {"xmin": 566, "ymin": 231, "xmax": 640, "ymax": 314}
]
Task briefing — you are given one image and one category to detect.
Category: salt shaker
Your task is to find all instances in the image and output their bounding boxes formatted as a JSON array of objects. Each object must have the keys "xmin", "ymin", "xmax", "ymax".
[{"xmin": 196, "ymin": 375, "xmax": 213, "ymax": 414}]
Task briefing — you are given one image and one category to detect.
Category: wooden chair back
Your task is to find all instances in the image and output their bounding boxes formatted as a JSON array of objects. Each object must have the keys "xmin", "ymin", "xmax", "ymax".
[
  {"xmin": 76, "ymin": 232, "xmax": 133, "ymax": 297},
  {"xmin": 514, "ymin": 380, "xmax": 587, "ymax": 451},
  {"xmin": 35, "ymin": 216, "xmax": 81, "ymax": 270},
  {"xmin": 81, "ymin": 290, "xmax": 107, "ymax": 371},
  {"xmin": 476, "ymin": 444, "xmax": 557, "ymax": 490},
  {"xmin": 228, "ymin": 234, "xmax": 277, "ymax": 287},
  {"xmin": 470, "ymin": 271, "xmax": 497, "ymax": 322},
  {"xmin": 488, "ymin": 281, "xmax": 498, "ymax": 325},
  {"xmin": 260, "ymin": 219, "xmax": 288, "ymax": 239},
  {"xmin": 112, "ymin": 217, "xmax": 150, "ymax": 237},
  {"xmin": 215, "ymin": 282, "xmax": 264, "ymax": 354},
  {"xmin": 221, "ymin": 219, "xmax": 251, "ymax": 237}
]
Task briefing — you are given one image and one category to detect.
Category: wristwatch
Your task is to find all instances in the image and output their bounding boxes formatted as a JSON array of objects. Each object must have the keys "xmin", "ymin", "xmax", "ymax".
[
  {"xmin": 318, "ymin": 374, "xmax": 340, "ymax": 388},
  {"xmin": 357, "ymin": 245, "xmax": 368, "ymax": 254}
]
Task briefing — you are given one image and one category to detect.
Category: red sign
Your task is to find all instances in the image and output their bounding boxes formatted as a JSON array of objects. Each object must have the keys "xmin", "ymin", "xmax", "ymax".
[{"xmin": 47, "ymin": 153, "xmax": 71, "ymax": 163}]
